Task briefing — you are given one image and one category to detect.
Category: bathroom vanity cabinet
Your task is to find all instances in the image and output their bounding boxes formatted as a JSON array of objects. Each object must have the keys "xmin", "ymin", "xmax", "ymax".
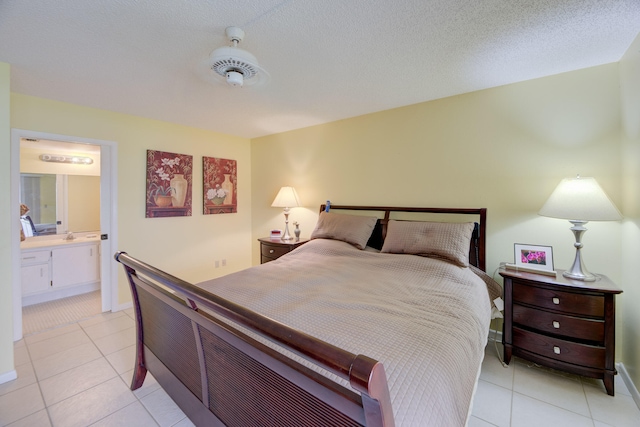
[{"xmin": 20, "ymin": 238, "xmax": 100, "ymax": 306}]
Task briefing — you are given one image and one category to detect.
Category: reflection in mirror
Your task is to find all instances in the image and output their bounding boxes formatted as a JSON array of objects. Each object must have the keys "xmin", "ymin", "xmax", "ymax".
[
  {"xmin": 20, "ymin": 173, "xmax": 100, "ymax": 235},
  {"xmin": 20, "ymin": 174, "xmax": 57, "ymax": 234}
]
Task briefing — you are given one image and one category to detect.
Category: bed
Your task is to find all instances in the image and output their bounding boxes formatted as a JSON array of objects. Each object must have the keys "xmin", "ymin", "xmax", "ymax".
[{"xmin": 116, "ymin": 205, "xmax": 501, "ymax": 426}]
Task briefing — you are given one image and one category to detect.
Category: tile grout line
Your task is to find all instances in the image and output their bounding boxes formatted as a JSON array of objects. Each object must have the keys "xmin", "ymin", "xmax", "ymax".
[
  {"xmin": 84, "ymin": 310, "xmax": 167, "ymax": 426},
  {"xmin": 5, "ymin": 303, "xmax": 150, "ymax": 426},
  {"xmin": 512, "ymin": 360, "xmax": 605, "ymax": 423},
  {"xmin": 580, "ymin": 378, "xmax": 599, "ymax": 427},
  {"xmin": 509, "ymin": 354, "xmax": 514, "ymax": 427},
  {"xmin": 21, "ymin": 313, "xmax": 154, "ymax": 426},
  {"xmin": 29, "ymin": 341, "xmax": 55, "ymax": 427}
]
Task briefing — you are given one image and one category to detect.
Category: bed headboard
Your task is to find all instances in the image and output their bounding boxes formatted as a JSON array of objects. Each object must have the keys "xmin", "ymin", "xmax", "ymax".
[{"xmin": 318, "ymin": 205, "xmax": 487, "ymax": 271}]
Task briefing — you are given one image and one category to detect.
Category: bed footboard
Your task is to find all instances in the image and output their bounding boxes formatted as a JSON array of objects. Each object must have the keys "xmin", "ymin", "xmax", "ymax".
[{"xmin": 115, "ymin": 252, "xmax": 395, "ymax": 427}]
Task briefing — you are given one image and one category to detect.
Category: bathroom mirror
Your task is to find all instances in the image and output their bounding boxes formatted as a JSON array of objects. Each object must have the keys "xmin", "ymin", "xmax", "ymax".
[
  {"xmin": 20, "ymin": 173, "xmax": 101, "ymax": 235},
  {"xmin": 20, "ymin": 138, "xmax": 101, "ymax": 236}
]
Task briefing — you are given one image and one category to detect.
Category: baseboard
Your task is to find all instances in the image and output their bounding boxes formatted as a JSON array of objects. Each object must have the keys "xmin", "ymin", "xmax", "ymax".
[
  {"xmin": 22, "ymin": 282, "xmax": 100, "ymax": 306},
  {"xmin": 111, "ymin": 300, "xmax": 133, "ymax": 312},
  {"xmin": 0, "ymin": 369, "xmax": 17, "ymax": 385},
  {"xmin": 617, "ymin": 362, "xmax": 640, "ymax": 410}
]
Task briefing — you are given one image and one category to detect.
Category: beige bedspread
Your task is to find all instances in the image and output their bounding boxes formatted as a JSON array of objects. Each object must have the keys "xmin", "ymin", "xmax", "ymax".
[{"xmin": 196, "ymin": 238, "xmax": 500, "ymax": 426}]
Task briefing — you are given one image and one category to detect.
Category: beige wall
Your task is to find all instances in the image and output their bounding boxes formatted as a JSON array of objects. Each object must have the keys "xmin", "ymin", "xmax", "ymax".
[
  {"xmin": 620, "ymin": 33, "xmax": 640, "ymax": 387},
  {"xmin": 0, "ymin": 63, "xmax": 14, "ymax": 380},
  {"xmin": 251, "ymin": 64, "xmax": 622, "ymax": 278},
  {"xmin": 10, "ymin": 94, "xmax": 254, "ymax": 305},
  {"xmin": 251, "ymin": 63, "xmax": 628, "ymax": 366}
]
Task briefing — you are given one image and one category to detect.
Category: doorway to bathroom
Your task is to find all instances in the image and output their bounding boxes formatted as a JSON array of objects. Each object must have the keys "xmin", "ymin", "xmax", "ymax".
[{"xmin": 11, "ymin": 129, "xmax": 118, "ymax": 341}]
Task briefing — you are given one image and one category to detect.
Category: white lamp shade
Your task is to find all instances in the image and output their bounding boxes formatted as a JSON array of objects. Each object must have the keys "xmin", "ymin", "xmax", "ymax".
[
  {"xmin": 539, "ymin": 176, "xmax": 622, "ymax": 221},
  {"xmin": 271, "ymin": 186, "xmax": 301, "ymax": 208}
]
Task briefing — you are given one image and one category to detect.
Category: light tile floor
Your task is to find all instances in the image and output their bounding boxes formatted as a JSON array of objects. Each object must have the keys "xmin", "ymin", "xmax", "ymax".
[
  {"xmin": 1, "ymin": 309, "xmax": 194, "ymax": 427},
  {"xmin": 1, "ymin": 310, "xmax": 639, "ymax": 426},
  {"xmin": 470, "ymin": 342, "xmax": 640, "ymax": 427}
]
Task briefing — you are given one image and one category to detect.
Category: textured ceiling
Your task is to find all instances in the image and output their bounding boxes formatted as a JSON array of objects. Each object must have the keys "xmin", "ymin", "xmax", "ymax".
[{"xmin": 1, "ymin": 0, "xmax": 639, "ymax": 139}]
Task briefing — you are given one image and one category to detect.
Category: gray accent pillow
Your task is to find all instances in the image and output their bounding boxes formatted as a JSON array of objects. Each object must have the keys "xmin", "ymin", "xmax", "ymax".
[
  {"xmin": 310, "ymin": 212, "xmax": 377, "ymax": 250},
  {"xmin": 381, "ymin": 220, "xmax": 474, "ymax": 267}
]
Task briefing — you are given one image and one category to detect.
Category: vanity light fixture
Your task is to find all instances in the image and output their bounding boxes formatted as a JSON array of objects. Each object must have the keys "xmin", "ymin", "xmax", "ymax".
[{"xmin": 39, "ymin": 154, "xmax": 94, "ymax": 165}]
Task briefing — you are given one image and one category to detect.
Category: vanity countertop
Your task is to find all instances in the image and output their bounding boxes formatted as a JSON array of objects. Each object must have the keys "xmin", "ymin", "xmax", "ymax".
[{"xmin": 21, "ymin": 233, "xmax": 101, "ymax": 250}]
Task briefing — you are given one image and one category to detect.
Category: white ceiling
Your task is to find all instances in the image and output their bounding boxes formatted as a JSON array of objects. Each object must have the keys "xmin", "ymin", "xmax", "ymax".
[{"xmin": 1, "ymin": 0, "xmax": 639, "ymax": 139}]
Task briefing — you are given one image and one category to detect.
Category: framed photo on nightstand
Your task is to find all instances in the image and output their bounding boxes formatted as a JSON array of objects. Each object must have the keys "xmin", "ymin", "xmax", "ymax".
[{"xmin": 512, "ymin": 243, "xmax": 554, "ymax": 273}]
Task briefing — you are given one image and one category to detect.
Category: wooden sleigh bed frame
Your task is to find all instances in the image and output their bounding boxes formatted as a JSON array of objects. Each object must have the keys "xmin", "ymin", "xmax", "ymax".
[{"xmin": 115, "ymin": 205, "xmax": 487, "ymax": 426}]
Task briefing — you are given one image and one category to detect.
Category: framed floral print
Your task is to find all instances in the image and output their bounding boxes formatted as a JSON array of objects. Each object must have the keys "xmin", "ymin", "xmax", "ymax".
[
  {"xmin": 146, "ymin": 150, "xmax": 193, "ymax": 218},
  {"xmin": 203, "ymin": 157, "xmax": 237, "ymax": 214},
  {"xmin": 513, "ymin": 243, "xmax": 554, "ymax": 273}
]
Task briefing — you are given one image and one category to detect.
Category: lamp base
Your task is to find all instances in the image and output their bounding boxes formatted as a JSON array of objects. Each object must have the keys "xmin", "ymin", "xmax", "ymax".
[
  {"xmin": 281, "ymin": 210, "xmax": 293, "ymax": 240},
  {"xmin": 563, "ymin": 220, "xmax": 597, "ymax": 282},
  {"xmin": 562, "ymin": 269, "xmax": 597, "ymax": 282},
  {"xmin": 281, "ymin": 225, "xmax": 293, "ymax": 241}
]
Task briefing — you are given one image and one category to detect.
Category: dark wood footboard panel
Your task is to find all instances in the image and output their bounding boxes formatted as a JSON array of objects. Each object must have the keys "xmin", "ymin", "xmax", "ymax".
[{"xmin": 116, "ymin": 252, "xmax": 394, "ymax": 427}]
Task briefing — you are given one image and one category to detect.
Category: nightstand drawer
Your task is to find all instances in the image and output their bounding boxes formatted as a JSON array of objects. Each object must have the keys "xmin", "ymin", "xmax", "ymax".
[
  {"xmin": 261, "ymin": 243, "xmax": 290, "ymax": 259},
  {"xmin": 513, "ymin": 327, "xmax": 605, "ymax": 368},
  {"xmin": 513, "ymin": 283, "xmax": 604, "ymax": 317},
  {"xmin": 258, "ymin": 238, "xmax": 309, "ymax": 264},
  {"xmin": 513, "ymin": 304, "xmax": 604, "ymax": 342}
]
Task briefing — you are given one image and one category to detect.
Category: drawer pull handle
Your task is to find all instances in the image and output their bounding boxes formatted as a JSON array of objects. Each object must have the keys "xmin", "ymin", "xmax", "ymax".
[
  {"xmin": 552, "ymin": 321, "xmax": 560, "ymax": 329},
  {"xmin": 23, "ymin": 256, "xmax": 36, "ymax": 260},
  {"xmin": 552, "ymin": 297, "xmax": 560, "ymax": 305},
  {"xmin": 269, "ymin": 249, "xmax": 274, "ymax": 254},
  {"xmin": 553, "ymin": 346, "xmax": 561, "ymax": 355}
]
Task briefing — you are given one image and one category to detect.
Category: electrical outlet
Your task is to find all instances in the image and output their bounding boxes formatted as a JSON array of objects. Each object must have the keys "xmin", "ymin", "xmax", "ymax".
[
  {"xmin": 222, "ymin": 259, "xmax": 226, "ymax": 267},
  {"xmin": 215, "ymin": 260, "xmax": 219, "ymax": 268}
]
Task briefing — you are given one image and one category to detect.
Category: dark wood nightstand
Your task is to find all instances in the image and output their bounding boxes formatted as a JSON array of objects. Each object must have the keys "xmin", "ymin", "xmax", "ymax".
[
  {"xmin": 500, "ymin": 268, "xmax": 622, "ymax": 395},
  {"xmin": 258, "ymin": 237, "xmax": 309, "ymax": 264}
]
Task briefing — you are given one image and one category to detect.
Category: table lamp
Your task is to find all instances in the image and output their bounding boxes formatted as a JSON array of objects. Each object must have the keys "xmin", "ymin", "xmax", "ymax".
[
  {"xmin": 271, "ymin": 186, "xmax": 300, "ymax": 240},
  {"xmin": 538, "ymin": 175, "xmax": 622, "ymax": 281}
]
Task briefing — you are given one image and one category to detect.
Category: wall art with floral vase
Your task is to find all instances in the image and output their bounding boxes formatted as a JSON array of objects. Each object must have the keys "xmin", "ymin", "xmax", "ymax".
[
  {"xmin": 203, "ymin": 157, "xmax": 237, "ymax": 214},
  {"xmin": 146, "ymin": 150, "xmax": 193, "ymax": 218}
]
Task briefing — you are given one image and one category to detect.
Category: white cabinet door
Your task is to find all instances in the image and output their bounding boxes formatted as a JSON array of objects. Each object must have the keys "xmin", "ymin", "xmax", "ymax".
[
  {"xmin": 52, "ymin": 244, "xmax": 100, "ymax": 288},
  {"xmin": 21, "ymin": 250, "xmax": 51, "ymax": 297},
  {"xmin": 21, "ymin": 263, "xmax": 51, "ymax": 296}
]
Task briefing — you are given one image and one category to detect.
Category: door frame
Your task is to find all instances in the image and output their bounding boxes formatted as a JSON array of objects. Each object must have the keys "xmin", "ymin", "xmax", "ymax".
[{"xmin": 11, "ymin": 129, "xmax": 118, "ymax": 341}]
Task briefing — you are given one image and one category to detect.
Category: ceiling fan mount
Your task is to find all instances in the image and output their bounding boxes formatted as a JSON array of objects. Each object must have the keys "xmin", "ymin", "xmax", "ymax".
[{"xmin": 207, "ymin": 26, "xmax": 269, "ymax": 88}]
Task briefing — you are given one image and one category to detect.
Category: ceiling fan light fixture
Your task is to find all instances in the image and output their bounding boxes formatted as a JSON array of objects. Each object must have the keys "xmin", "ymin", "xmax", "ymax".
[
  {"xmin": 207, "ymin": 27, "xmax": 269, "ymax": 88},
  {"xmin": 226, "ymin": 70, "xmax": 243, "ymax": 87}
]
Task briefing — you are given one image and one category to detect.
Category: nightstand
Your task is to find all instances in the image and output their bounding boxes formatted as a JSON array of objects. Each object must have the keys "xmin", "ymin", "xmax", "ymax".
[
  {"xmin": 258, "ymin": 237, "xmax": 309, "ymax": 264},
  {"xmin": 500, "ymin": 268, "xmax": 622, "ymax": 395}
]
